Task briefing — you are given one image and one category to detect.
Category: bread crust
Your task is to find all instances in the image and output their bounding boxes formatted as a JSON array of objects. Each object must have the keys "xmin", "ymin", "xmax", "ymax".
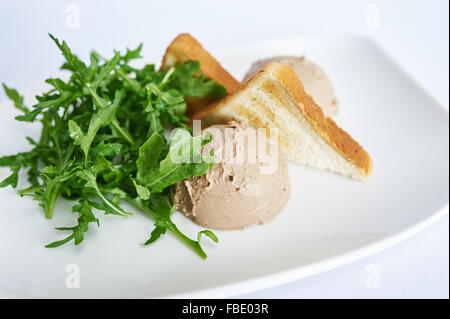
[
  {"xmin": 194, "ymin": 62, "xmax": 373, "ymax": 178},
  {"xmin": 161, "ymin": 33, "xmax": 241, "ymax": 93}
]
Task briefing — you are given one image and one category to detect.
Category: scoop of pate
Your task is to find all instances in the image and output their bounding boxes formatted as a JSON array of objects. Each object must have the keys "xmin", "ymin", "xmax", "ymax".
[{"xmin": 174, "ymin": 121, "xmax": 290, "ymax": 230}]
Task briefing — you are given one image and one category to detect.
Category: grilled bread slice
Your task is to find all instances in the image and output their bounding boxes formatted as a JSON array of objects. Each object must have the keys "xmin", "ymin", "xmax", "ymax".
[
  {"xmin": 160, "ymin": 33, "xmax": 241, "ymax": 115},
  {"xmin": 193, "ymin": 62, "xmax": 372, "ymax": 180}
]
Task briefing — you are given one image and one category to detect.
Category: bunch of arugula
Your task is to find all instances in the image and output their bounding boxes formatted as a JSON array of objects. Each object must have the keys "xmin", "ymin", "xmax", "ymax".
[{"xmin": 0, "ymin": 34, "xmax": 226, "ymax": 258}]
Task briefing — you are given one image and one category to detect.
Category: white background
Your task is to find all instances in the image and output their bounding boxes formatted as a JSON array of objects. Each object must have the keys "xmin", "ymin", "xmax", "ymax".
[{"xmin": 0, "ymin": 0, "xmax": 448, "ymax": 298}]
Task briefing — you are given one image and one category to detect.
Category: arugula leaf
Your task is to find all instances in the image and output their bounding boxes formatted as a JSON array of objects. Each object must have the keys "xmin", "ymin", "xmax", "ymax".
[
  {"xmin": 139, "ymin": 129, "xmax": 214, "ymax": 193},
  {"xmin": 0, "ymin": 155, "xmax": 18, "ymax": 167},
  {"xmin": 91, "ymin": 141, "xmax": 124, "ymax": 157},
  {"xmin": 132, "ymin": 194, "xmax": 213, "ymax": 259},
  {"xmin": 143, "ymin": 224, "xmax": 166, "ymax": 245},
  {"xmin": 136, "ymin": 131, "xmax": 165, "ymax": 185},
  {"xmin": 46, "ymin": 199, "xmax": 99, "ymax": 247},
  {"xmin": 168, "ymin": 61, "xmax": 227, "ymax": 99},
  {"xmin": 121, "ymin": 43, "xmax": 143, "ymax": 64},
  {"xmin": 0, "ymin": 166, "xmax": 20, "ymax": 188},
  {"xmin": 1, "ymin": 34, "xmax": 223, "ymax": 258},
  {"xmin": 198, "ymin": 230, "xmax": 219, "ymax": 243},
  {"xmin": 133, "ymin": 180, "xmax": 150, "ymax": 201},
  {"xmin": 45, "ymin": 78, "xmax": 75, "ymax": 92},
  {"xmin": 49, "ymin": 33, "xmax": 87, "ymax": 81},
  {"xmin": 0, "ymin": 151, "xmax": 36, "ymax": 167},
  {"xmin": 2, "ymin": 83, "xmax": 29, "ymax": 112},
  {"xmin": 37, "ymin": 170, "xmax": 75, "ymax": 218},
  {"xmin": 93, "ymin": 52, "xmax": 121, "ymax": 89},
  {"xmin": 14, "ymin": 108, "xmax": 42, "ymax": 122},
  {"xmin": 69, "ymin": 90, "xmax": 123, "ymax": 159},
  {"xmin": 77, "ymin": 170, "xmax": 131, "ymax": 216}
]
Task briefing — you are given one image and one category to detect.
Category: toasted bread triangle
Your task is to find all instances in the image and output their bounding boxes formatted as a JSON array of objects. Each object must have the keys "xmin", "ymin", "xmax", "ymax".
[
  {"xmin": 193, "ymin": 62, "xmax": 373, "ymax": 180},
  {"xmin": 160, "ymin": 33, "xmax": 241, "ymax": 115}
]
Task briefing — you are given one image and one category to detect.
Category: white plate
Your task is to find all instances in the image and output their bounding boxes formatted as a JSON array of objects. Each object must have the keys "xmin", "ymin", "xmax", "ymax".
[{"xmin": 0, "ymin": 37, "xmax": 448, "ymax": 298}]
